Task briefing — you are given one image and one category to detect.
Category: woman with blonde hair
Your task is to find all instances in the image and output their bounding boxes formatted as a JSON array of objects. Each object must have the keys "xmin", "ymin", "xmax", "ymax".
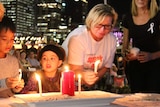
[
  {"xmin": 62, "ymin": 4, "xmax": 118, "ymax": 90},
  {"xmin": 122, "ymin": 0, "xmax": 160, "ymax": 93}
]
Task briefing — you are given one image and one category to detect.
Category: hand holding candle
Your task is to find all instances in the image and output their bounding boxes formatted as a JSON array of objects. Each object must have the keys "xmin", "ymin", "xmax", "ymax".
[{"xmin": 35, "ymin": 73, "xmax": 42, "ymax": 96}]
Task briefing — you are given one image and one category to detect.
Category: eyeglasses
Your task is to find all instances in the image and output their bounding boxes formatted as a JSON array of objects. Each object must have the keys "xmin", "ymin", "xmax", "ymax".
[{"xmin": 95, "ymin": 24, "xmax": 113, "ymax": 30}]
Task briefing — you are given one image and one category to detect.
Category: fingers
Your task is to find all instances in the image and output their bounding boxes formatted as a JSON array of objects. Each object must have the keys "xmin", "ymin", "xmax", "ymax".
[
  {"xmin": 137, "ymin": 52, "xmax": 151, "ymax": 63},
  {"xmin": 6, "ymin": 77, "xmax": 24, "ymax": 89},
  {"xmin": 0, "ymin": 89, "xmax": 14, "ymax": 98},
  {"xmin": 85, "ymin": 77, "xmax": 99, "ymax": 85},
  {"xmin": 83, "ymin": 71, "xmax": 99, "ymax": 85}
]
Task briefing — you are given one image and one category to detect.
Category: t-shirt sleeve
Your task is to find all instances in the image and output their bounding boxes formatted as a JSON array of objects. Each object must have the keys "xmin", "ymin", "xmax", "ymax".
[{"xmin": 68, "ymin": 36, "xmax": 85, "ymax": 65}]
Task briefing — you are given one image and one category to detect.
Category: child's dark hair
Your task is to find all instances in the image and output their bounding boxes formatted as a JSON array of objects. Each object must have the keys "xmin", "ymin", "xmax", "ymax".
[
  {"xmin": 38, "ymin": 44, "xmax": 66, "ymax": 61},
  {"xmin": 0, "ymin": 16, "xmax": 16, "ymax": 33}
]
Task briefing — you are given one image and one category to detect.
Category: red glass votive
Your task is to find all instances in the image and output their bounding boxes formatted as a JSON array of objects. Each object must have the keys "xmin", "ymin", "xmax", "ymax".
[{"xmin": 62, "ymin": 71, "xmax": 75, "ymax": 96}]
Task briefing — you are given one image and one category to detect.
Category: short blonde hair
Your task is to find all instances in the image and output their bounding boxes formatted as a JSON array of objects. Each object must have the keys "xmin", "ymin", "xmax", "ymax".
[
  {"xmin": 131, "ymin": 0, "xmax": 159, "ymax": 18},
  {"xmin": 85, "ymin": 4, "xmax": 118, "ymax": 30}
]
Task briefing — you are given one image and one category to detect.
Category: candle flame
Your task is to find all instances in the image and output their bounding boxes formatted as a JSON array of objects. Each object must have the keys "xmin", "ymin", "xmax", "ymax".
[
  {"xmin": 94, "ymin": 60, "xmax": 101, "ymax": 73},
  {"xmin": 78, "ymin": 74, "xmax": 81, "ymax": 79},
  {"xmin": 35, "ymin": 73, "xmax": 40, "ymax": 81},
  {"xmin": 64, "ymin": 65, "xmax": 69, "ymax": 72},
  {"xmin": 95, "ymin": 60, "xmax": 100, "ymax": 65}
]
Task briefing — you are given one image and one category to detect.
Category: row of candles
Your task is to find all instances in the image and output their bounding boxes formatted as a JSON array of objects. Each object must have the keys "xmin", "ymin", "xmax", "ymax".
[{"xmin": 18, "ymin": 60, "xmax": 101, "ymax": 96}]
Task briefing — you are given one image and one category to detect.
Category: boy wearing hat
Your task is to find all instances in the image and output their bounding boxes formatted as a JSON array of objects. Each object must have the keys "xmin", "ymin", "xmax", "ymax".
[{"xmin": 20, "ymin": 44, "xmax": 65, "ymax": 93}]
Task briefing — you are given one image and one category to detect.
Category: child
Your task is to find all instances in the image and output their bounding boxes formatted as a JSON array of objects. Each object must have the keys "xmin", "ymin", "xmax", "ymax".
[
  {"xmin": 0, "ymin": 16, "xmax": 24, "ymax": 97},
  {"xmin": 20, "ymin": 44, "xmax": 65, "ymax": 94}
]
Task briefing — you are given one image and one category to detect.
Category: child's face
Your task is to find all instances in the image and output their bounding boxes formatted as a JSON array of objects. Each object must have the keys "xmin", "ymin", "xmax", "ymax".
[
  {"xmin": 40, "ymin": 51, "xmax": 62, "ymax": 73},
  {"xmin": 0, "ymin": 29, "xmax": 14, "ymax": 55}
]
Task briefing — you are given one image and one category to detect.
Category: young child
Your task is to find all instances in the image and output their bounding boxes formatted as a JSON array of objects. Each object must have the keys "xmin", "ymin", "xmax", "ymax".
[
  {"xmin": 0, "ymin": 16, "xmax": 24, "ymax": 97},
  {"xmin": 20, "ymin": 44, "xmax": 65, "ymax": 94}
]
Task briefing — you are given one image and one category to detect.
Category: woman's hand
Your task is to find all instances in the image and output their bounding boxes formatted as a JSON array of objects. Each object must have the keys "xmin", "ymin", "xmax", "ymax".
[
  {"xmin": 137, "ymin": 51, "xmax": 152, "ymax": 63},
  {"xmin": 125, "ymin": 52, "xmax": 138, "ymax": 61},
  {"xmin": 82, "ymin": 70, "xmax": 99, "ymax": 86}
]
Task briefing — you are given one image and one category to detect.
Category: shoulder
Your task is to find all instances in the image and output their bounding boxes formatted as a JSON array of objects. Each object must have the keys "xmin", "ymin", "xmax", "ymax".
[
  {"xmin": 107, "ymin": 32, "xmax": 116, "ymax": 40},
  {"xmin": 69, "ymin": 26, "xmax": 87, "ymax": 39},
  {"xmin": 7, "ymin": 54, "xmax": 18, "ymax": 61},
  {"xmin": 62, "ymin": 25, "xmax": 87, "ymax": 46},
  {"xmin": 69, "ymin": 25, "xmax": 86, "ymax": 35},
  {"xmin": 69, "ymin": 26, "xmax": 88, "ymax": 42}
]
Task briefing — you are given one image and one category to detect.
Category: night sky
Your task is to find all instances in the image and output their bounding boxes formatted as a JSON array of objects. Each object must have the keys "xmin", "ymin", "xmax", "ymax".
[
  {"xmin": 87, "ymin": 0, "xmax": 132, "ymax": 20},
  {"xmin": 65, "ymin": 0, "xmax": 132, "ymax": 23}
]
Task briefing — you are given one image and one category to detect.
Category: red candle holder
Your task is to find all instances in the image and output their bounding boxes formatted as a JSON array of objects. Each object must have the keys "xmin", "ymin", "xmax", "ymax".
[{"xmin": 62, "ymin": 70, "xmax": 75, "ymax": 96}]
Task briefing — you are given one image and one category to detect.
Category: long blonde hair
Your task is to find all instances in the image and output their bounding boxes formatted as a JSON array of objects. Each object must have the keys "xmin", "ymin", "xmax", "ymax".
[{"xmin": 131, "ymin": 0, "xmax": 159, "ymax": 18}]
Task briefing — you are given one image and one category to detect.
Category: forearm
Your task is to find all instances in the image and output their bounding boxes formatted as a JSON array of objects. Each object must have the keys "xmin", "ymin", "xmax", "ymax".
[
  {"xmin": 151, "ymin": 51, "xmax": 160, "ymax": 60},
  {"xmin": 97, "ymin": 67, "xmax": 109, "ymax": 80}
]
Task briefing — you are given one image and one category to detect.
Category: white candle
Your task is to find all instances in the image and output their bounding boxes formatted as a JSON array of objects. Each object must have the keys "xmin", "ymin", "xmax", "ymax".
[
  {"xmin": 35, "ymin": 73, "xmax": 42, "ymax": 96},
  {"xmin": 60, "ymin": 73, "xmax": 63, "ymax": 94},
  {"xmin": 94, "ymin": 60, "xmax": 100, "ymax": 73},
  {"xmin": 78, "ymin": 74, "xmax": 81, "ymax": 94},
  {"xmin": 18, "ymin": 69, "xmax": 22, "ymax": 81}
]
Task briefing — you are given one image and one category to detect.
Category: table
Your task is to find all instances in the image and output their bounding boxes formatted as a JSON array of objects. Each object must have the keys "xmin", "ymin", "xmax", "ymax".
[
  {"xmin": 0, "ymin": 91, "xmax": 123, "ymax": 107},
  {"xmin": 1, "ymin": 91, "xmax": 160, "ymax": 107}
]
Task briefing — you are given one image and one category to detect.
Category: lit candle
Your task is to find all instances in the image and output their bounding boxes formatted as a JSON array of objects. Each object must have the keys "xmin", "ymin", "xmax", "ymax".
[
  {"xmin": 78, "ymin": 74, "xmax": 81, "ymax": 94},
  {"xmin": 60, "ymin": 73, "xmax": 63, "ymax": 94},
  {"xmin": 35, "ymin": 73, "xmax": 42, "ymax": 96},
  {"xmin": 62, "ymin": 66, "xmax": 75, "ymax": 96},
  {"xmin": 94, "ymin": 60, "xmax": 100, "ymax": 73},
  {"xmin": 18, "ymin": 69, "xmax": 22, "ymax": 81}
]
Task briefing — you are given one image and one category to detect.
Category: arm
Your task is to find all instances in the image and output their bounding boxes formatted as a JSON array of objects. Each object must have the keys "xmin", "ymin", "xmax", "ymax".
[
  {"xmin": 69, "ymin": 64, "xmax": 98, "ymax": 86},
  {"xmin": 69, "ymin": 64, "xmax": 109, "ymax": 86},
  {"xmin": 137, "ymin": 51, "xmax": 160, "ymax": 63}
]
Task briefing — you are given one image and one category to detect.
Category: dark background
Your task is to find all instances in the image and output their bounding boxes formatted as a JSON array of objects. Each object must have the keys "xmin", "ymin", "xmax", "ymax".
[
  {"xmin": 65, "ymin": 0, "xmax": 132, "ymax": 23},
  {"xmin": 65, "ymin": 0, "xmax": 159, "ymax": 24}
]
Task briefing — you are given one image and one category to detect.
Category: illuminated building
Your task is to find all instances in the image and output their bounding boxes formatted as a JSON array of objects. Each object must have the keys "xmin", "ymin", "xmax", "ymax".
[{"xmin": 1, "ymin": 0, "xmax": 35, "ymax": 36}]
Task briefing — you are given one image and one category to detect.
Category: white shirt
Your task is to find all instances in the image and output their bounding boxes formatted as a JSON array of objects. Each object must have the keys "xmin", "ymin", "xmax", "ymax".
[{"xmin": 62, "ymin": 25, "xmax": 116, "ymax": 69}]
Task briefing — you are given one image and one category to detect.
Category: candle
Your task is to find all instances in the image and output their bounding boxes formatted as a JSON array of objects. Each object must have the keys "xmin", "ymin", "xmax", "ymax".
[
  {"xmin": 35, "ymin": 73, "xmax": 42, "ymax": 96},
  {"xmin": 94, "ymin": 60, "xmax": 100, "ymax": 73},
  {"xmin": 18, "ymin": 69, "xmax": 22, "ymax": 81},
  {"xmin": 78, "ymin": 74, "xmax": 81, "ymax": 94},
  {"xmin": 60, "ymin": 73, "xmax": 63, "ymax": 94},
  {"xmin": 62, "ymin": 66, "xmax": 75, "ymax": 96}
]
